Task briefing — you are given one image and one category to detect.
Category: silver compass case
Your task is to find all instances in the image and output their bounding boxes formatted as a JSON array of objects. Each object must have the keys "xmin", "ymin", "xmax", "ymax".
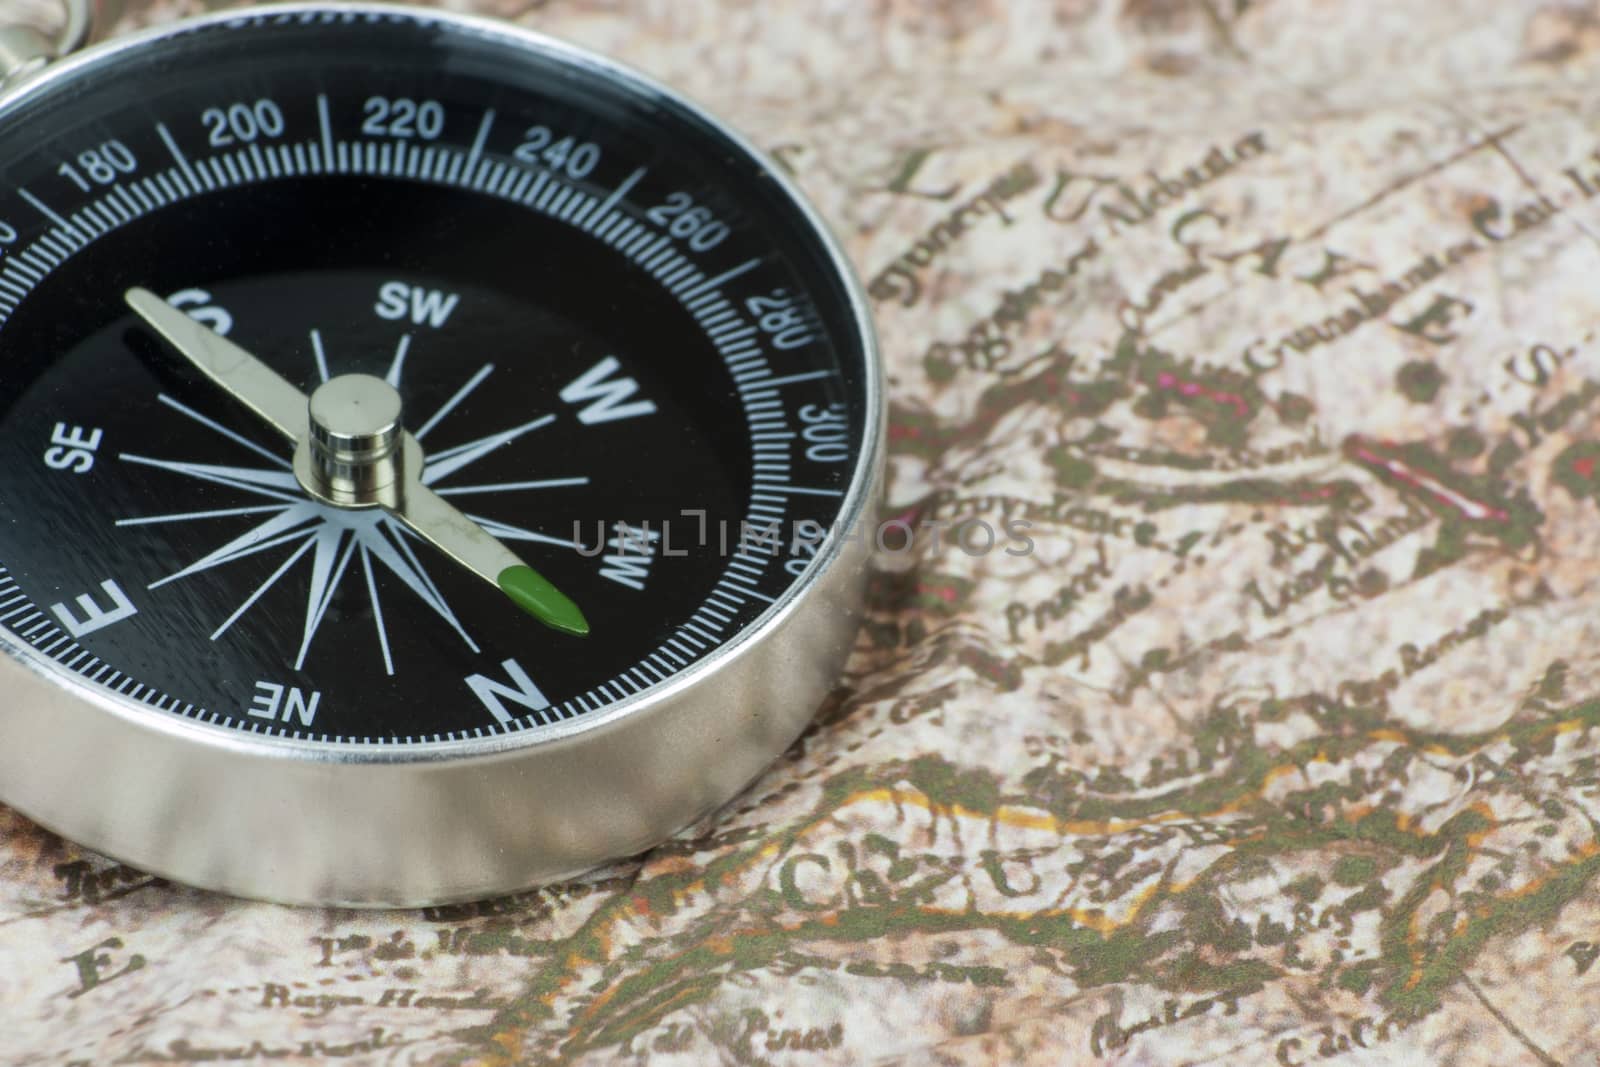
[{"xmin": 0, "ymin": 3, "xmax": 884, "ymax": 905}]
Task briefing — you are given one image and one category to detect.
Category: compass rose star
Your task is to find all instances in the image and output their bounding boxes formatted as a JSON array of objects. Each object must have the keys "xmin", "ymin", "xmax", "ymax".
[{"xmin": 117, "ymin": 357, "xmax": 588, "ymax": 675}]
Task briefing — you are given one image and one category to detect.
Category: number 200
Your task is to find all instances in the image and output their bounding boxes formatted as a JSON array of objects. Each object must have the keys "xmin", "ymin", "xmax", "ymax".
[{"xmin": 202, "ymin": 100, "xmax": 286, "ymax": 147}]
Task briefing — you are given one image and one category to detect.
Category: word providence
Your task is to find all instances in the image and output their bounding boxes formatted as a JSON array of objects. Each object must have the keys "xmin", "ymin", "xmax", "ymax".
[{"xmin": 572, "ymin": 514, "xmax": 1036, "ymax": 565}]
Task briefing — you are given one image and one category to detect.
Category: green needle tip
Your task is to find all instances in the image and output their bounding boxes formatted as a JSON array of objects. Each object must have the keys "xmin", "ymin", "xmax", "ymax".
[{"xmin": 498, "ymin": 565, "xmax": 590, "ymax": 636}]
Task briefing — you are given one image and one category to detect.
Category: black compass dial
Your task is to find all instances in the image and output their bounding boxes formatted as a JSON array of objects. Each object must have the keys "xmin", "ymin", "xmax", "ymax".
[{"xmin": 0, "ymin": 10, "xmax": 870, "ymax": 743}]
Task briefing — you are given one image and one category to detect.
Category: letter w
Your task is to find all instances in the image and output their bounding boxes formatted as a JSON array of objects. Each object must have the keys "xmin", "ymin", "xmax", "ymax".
[
  {"xmin": 559, "ymin": 357, "xmax": 657, "ymax": 425},
  {"xmin": 411, "ymin": 288, "xmax": 460, "ymax": 328}
]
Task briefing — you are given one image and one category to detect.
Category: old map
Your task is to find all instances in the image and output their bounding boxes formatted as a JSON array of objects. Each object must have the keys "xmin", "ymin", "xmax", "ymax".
[{"xmin": 6, "ymin": 0, "xmax": 1600, "ymax": 1062}]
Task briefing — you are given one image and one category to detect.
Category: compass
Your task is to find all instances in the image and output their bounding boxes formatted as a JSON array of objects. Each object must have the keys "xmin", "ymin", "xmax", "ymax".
[{"xmin": 0, "ymin": 2, "xmax": 883, "ymax": 905}]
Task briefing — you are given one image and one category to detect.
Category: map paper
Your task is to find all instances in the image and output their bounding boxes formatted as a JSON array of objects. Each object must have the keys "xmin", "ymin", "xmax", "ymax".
[{"xmin": 5, "ymin": 1, "xmax": 1600, "ymax": 1063}]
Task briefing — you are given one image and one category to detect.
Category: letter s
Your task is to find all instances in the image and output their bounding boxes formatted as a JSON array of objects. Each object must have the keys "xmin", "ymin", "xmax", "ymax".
[
  {"xmin": 375, "ymin": 281, "xmax": 409, "ymax": 321},
  {"xmin": 1004, "ymin": 517, "xmax": 1035, "ymax": 557}
]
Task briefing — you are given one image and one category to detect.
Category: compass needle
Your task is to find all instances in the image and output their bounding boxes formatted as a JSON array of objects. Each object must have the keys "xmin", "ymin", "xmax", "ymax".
[
  {"xmin": 0, "ymin": 4, "xmax": 880, "ymax": 905},
  {"xmin": 130, "ymin": 290, "xmax": 590, "ymax": 632}
]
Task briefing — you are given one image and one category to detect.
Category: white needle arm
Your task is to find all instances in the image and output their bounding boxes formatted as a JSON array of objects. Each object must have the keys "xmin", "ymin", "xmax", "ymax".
[
  {"xmin": 389, "ymin": 476, "xmax": 588, "ymax": 635},
  {"xmin": 125, "ymin": 287, "xmax": 310, "ymax": 442}
]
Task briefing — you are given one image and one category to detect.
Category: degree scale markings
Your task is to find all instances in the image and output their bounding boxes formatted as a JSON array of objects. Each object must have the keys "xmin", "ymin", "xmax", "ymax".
[{"xmin": 0, "ymin": 88, "xmax": 853, "ymax": 742}]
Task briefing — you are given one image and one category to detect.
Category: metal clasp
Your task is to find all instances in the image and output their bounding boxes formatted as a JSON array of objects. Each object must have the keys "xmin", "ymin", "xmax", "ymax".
[{"xmin": 1, "ymin": 0, "xmax": 123, "ymax": 85}]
